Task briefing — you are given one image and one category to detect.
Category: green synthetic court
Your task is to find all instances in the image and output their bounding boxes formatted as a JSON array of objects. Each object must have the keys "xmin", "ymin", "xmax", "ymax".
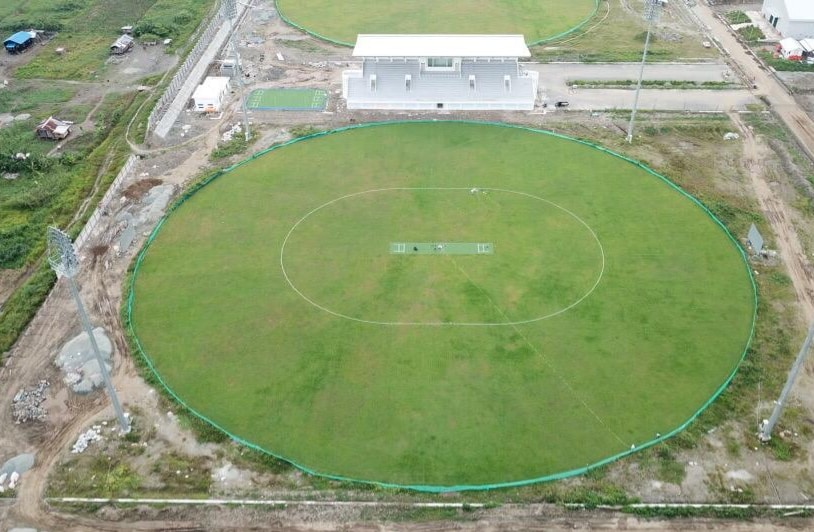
[
  {"xmin": 246, "ymin": 88, "xmax": 328, "ymax": 111},
  {"xmin": 276, "ymin": 0, "xmax": 599, "ymax": 46},
  {"xmin": 129, "ymin": 122, "xmax": 756, "ymax": 491}
]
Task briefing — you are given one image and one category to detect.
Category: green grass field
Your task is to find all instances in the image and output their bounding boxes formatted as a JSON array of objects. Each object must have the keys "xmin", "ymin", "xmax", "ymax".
[
  {"xmin": 276, "ymin": 0, "xmax": 598, "ymax": 45},
  {"xmin": 246, "ymin": 88, "xmax": 328, "ymax": 110},
  {"xmin": 2, "ymin": 0, "xmax": 213, "ymax": 80},
  {"xmin": 130, "ymin": 122, "xmax": 756, "ymax": 490}
]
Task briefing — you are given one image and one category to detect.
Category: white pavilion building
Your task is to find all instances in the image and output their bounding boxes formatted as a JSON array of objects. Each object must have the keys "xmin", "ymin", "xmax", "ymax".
[{"xmin": 343, "ymin": 34, "xmax": 539, "ymax": 111}]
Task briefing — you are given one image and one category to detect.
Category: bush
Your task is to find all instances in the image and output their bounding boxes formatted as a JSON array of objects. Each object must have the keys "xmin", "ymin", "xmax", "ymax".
[
  {"xmin": 133, "ymin": 20, "xmax": 179, "ymax": 39},
  {"xmin": 736, "ymin": 25, "xmax": 765, "ymax": 42},
  {"xmin": 0, "ymin": 265, "xmax": 56, "ymax": 356},
  {"xmin": 0, "ymin": 17, "xmax": 64, "ymax": 32},
  {"xmin": 726, "ymin": 11, "xmax": 751, "ymax": 25},
  {"xmin": 757, "ymin": 50, "xmax": 814, "ymax": 72},
  {"xmin": 0, "ymin": 226, "xmax": 33, "ymax": 269},
  {"xmin": 290, "ymin": 125, "xmax": 320, "ymax": 138}
]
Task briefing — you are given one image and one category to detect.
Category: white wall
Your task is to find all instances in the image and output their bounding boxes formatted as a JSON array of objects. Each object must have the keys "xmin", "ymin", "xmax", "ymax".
[
  {"xmin": 763, "ymin": 0, "xmax": 814, "ymax": 39},
  {"xmin": 785, "ymin": 20, "xmax": 814, "ymax": 39}
]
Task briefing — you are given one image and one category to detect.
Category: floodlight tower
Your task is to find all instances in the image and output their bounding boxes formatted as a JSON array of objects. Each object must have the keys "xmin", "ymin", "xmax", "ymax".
[
  {"xmin": 759, "ymin": 325, "xmax": 814, "ymax": 442},
  {"xmin": 47, "ymin": 227, "xmax": 130, "ymax": 433},
  {"xmin": 225, "ymin": 0, "xmax": 251, "ymax": 142},
  {"xmin": 626, "ymin": 0, "xmax": 667, "ymax": 143}
]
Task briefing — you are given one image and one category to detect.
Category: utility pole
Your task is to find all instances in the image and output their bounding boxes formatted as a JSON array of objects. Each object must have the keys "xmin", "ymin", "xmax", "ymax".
[
  {"xmin": 225, "ymin": 0, "xmax": 251, "ymax": 141},
  {"xmin": 627, "ymin": 0, "xmax": 667, "ymax": 144}
]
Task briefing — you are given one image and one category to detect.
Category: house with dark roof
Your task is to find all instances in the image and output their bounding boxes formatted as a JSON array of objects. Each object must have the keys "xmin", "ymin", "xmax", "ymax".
[
  {"xmin": 110, "ymin": 34, "xmax": 134, "ymax": 55},
  {"xmin": 4, "ymin": 31, "xmax": 36, "ymax": 54},
  {"xmin": 35, "ymin": 116, "xmax": 72, "ymax": 140}
]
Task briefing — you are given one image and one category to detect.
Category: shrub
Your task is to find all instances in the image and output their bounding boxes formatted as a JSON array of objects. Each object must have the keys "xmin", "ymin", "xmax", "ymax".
[
  {"xmin": 726, "ymin": 11, "xmax": 751, "ymax": 25},
  {"xmin": 736, "ymin": 25, "xmax": 765, "ymax": 42}
]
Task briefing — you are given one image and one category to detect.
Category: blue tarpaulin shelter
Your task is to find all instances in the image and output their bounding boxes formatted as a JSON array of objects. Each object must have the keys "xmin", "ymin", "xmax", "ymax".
[{"xmin": 4, "ymin": 31, "xmax": 36, "ymax": 54}]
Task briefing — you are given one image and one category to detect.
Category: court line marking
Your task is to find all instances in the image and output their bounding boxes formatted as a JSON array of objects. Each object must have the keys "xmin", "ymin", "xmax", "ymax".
[{"xmin": 279, "ymin": 187, "xmax": 606, "ymax": 326}]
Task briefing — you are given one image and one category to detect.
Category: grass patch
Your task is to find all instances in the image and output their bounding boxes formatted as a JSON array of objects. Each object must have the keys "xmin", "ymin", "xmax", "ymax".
[
  {"xmin": 49, "ymin": 455, "xmax": 141, "ymax": 498},
  {"xmin": 757, "ymin": 50, "xmax": 814, "ymax": 72},
  {"xmin": 5, "ymin": 0, "xmax": 215, "ymax": 81},
  {"xmin": 534, "ymin": 1, "xmax": 716, "ymax": 62},
  {"xmin": 209, "ymin": 131, "xmax": 257, "ymax": 161},
  {"xmin": 289, "ymin": 125, "xmax": 321, "ymax": 138},
  {"xmin": 736, "ymin": 26, "xmax": 765, "ymax": 43},
  {"xmin": 130, "ymin": 122, "xmax": 755, "ymax": 488},
  {"xmin": 150, "ymin": 452, "xmax": 212, "ymax": 495},
  {"xmin": 276, "ymin": 0, "xmax": 597, "ymax": 46},
  {"xmin": 569, "ymin": 80, "xmax": 738, "ymax": 90},
  {"xmin": 1, "ymin": 90, "xmax": 146, "ymax": 360},
  {"xmin": 726, "ymin": 11, "xmax": 751, "ymax": 25},
  {"xmin": 0, "ymin": 83, "xmax": 78, "ymax": 116}
]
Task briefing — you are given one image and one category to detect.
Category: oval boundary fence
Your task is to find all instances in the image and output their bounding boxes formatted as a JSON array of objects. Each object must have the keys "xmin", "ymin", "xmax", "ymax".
[{"xmin": 126, "ymin": 120, "xmax": 758, "ymax": 493}]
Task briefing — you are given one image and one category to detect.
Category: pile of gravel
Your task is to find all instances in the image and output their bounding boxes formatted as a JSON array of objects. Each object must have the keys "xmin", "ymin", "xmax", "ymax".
[
  {"xmin": 71, "ymin": 427, "xmax": 103, "ymax": 454},
  {"xmin": 11, "ymin": 380, "xmax": 50, "ymax": 423}
]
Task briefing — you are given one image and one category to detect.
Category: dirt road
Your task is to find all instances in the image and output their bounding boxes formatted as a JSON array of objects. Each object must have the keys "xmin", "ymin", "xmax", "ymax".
[
  {"xmin": 730, "ymin": 113, "xmax": 814, "ymax": 324},
  {"xmin": 692, "ymin": 3, "xmax": 814, "ymax": 163}
]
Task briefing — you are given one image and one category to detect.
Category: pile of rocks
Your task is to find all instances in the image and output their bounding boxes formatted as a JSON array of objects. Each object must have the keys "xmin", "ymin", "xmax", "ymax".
[
  {"xmin": 55, "ymin": 328, "xmax": 113, "ymax": 394},
  {"xmin": 221, "ymin": 123, "xmax": 243, "ymax": 142},
  {"xmin": 11, "ymin": 380, "xmax": 50, "ymax": 423},
  {"xmin": 0, "ymin": 471, "xmax": 19, "ymax": 492},
  {"xmin": 71, "ymin": 427, "xmax": 104, "ymax": 454}
]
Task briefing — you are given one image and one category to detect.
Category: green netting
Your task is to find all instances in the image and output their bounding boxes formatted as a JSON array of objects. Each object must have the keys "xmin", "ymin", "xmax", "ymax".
[
  {"xmin": 274, "ymin": 0, "xmax": 601, "ymax": 48},
  {"xmin": 126, "ymin": 120, "xmax": 758, "ymax": 493}
]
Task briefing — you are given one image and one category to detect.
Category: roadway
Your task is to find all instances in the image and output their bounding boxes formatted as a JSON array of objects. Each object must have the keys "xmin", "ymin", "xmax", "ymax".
[
  {"xmin": 522, "ymin": 62, "xmax": 757, "ymax": 111},
  {"xmin": 690, "ymin": 1, "xmax": 814, "ymax": 161}
]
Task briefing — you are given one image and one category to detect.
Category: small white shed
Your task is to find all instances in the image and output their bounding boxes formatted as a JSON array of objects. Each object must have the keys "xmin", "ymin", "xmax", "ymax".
[
  {"xmin": 799, "ymin": 37, "xmax": 814, "ymax": 53},
  {"xmin": 191, "ymin": 76, "xmax": 231, "ymax": 113},
  {"xmin": 779, "ymin": 37, "xmax": 804, "ymax": 59}
]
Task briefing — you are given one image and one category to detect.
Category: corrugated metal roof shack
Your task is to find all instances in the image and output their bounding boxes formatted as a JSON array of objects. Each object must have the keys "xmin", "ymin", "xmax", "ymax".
[{"xmin": 4, "ymin": 31, "xmax": 36, "ymax": 54}]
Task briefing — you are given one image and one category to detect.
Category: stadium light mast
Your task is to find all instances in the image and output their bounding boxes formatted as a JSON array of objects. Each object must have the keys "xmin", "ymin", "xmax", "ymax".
[
  {"xmin": 225, "ymin": 0, "xmax": 252, "ymax": 142},
  {"xmin": 47, "ymin": 227, "xmax": 130, "ymax": 433},
  {"xmin": 759, "ymin": 325, "xmax": 814, "ymax": 442},
  {"xmin": 626, "ymin": 0, "xmax": 667, "ymax": 144}
]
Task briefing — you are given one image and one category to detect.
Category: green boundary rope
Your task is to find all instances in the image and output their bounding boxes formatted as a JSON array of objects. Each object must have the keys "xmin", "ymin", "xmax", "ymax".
[
  {"xmin": 126, "ymin": 120, "xmax": 758, "ymax": 493},
  {"xmin": 273, "ymin": 0, "xmax": 601, "ymax": 48}
]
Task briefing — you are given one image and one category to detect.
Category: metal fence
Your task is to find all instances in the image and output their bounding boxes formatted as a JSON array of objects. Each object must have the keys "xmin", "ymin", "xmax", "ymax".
[
  {"xmin": 74, "ymin": 154, "xmax": 138, "ymax": 251},
  {"xmin": 146, "ymin": 2, "xmax": 226, "ymax": 132}
]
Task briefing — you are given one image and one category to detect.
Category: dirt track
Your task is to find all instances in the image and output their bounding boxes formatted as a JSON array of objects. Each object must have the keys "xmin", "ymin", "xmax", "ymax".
[
  {"xmin": 693, "ymin": 3, "xmax": 814, "ymax": 166},
  {"xmin": 731, "ymin": 113, "xmax": 814, "ymax": 324}
]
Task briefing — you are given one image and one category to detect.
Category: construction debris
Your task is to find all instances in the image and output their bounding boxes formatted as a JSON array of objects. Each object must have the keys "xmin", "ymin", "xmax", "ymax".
[
  {"xmin": 221, "ymin": 123, "xmax": 243, "ymax": 142},
  {"xmin": 11, "ymin": 380, "xmax": 49, "ymax": 423},
  {"xmin": 0, "ymin": 453, "xmax": 35, "ymax": 492},
  {"xmin": 71, "ymin": 427, "xmax": 104, "ymax": 454}
]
